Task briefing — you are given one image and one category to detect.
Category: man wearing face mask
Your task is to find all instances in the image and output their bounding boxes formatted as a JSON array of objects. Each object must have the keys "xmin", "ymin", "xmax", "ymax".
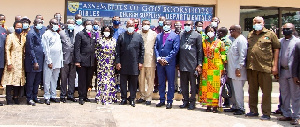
[
  {"xmin": 112, "ymin": 16, "xmax": 125, "ymax": 40},
  {"xmin": 136, "ymin": 20, "xmax": 157, "ymax": 105},
  {"xmin": 58, "ymin": 19, "xmax": 77, "ymax": 103},
  {"xmin": 245, "ymin": 16, "xmax": 280, "ymax": 120},
  {"xmin": 178, "ymin": 20, "xmax": 203, "ymax": 110},
  {"xmin": 25, "ymin": 18, "xmax": 45, "ymax": 106},
  {"xmin": 74, "ymin": 14, "xmax": 84, "ymax": 37},
  {"xmin": 54, "ymin": 13, "xmax": 65, "ymax": 30},
  {"xmin": 277, "ymin": 23, "xmax": 300, "ymax": 125},
  {"xmin": 74, "ymin": 20, "xmax": 96, "ymax": 105},
  {"xmin": 21, "ymin": 16, "xmax": 31, "ymax": 37},
  {"xmin": 42, "ymin": 18, "xmax": 64, "ymax": 105},
  {"xmin": 153, "ymin": 16, "xmax": 166, "ymax": 34},
  {"xmin": 211, "ymin": 17, "xmax": 220, "ymax": 29},
  {"xmin": 0, "ymin": 14, "xmax": 7, "ymax": 31},
  {"xmin": 30, "ymin": 15, "xmax": 47, "ymax": 35},
  {"xmin": 116, "ymin": 20, "xmax": 144, "ymax": 107},
  {"xmin": 154, "ymin": 20, "xmax": 180, "ymax": 109}
]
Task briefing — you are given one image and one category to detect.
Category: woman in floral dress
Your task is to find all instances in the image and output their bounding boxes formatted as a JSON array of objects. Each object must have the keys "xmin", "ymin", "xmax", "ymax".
[
  {"xmin": 199, "ymin": 25, "xmax": 226, "ymax": 112},
  {"xmin": 95, "ymin": 25, "xmax": 117, "ymax": 105}
]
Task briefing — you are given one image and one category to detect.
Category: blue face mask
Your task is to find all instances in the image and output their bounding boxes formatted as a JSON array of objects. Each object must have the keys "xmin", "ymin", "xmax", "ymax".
[
  {"xmin": 52, "ymin": 25, "xmax": 59, "ymax": 31},
  {"xmin": 253, "ymin": 24, "xmax": 263, "ymax": 31},
  {"xmin": 159, "ymin": 21, "xmax": 164, "ymax": 26},
  {"xmin": 76, "ymin": 19, "xmax": 82, "ymax": 25},
  {"xmin": 35, "ymin": 24, "xmax": 43, "ymax": 30},
  {"xmin": 23, "ymin": 23, "xmax": 29, "ymax": 29},
  {"xmin": 163, "ymin": 25, "xmax": 171, "ymax": 32},
  {"xmin": 113, "ymin": 20, "xmax": 121, "ymax": 25},
  {"xmin": 127, "ymin": 27, "xmax": 135, "ymax": 33},
  {"xmin": 93, "ymin": 25, "xmax": 99, "ymax": 31},
  {"xmin": 184, "ymin": 26, "xmax": 191, "ymax": 32},
  {"xmin": 15, "ymin": 28, "xmax": 22, "ymax": 34},
  {"xmin": 68, "ymin": 24, "xmax": 75, "ymax": 30}
]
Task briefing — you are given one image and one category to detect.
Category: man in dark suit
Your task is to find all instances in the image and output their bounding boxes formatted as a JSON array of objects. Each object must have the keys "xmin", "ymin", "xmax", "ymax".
[
  {"xmin": 74, "ymin": 20, "xmax": 95, "ymax": 105},
  {"xmin": 59, "ymin": 19, "xmax": 77, "ymax": 103},
  {"xmin": 178, "ymin": 20, "xmax": 203, "ymax": 110},
  {"xmin": 25, "ymin": 19, "xmax": 45, "ymax": 106},
  {"xmin": 154, "ymin": 20, "xmax": 180, "ymax": 109},
  {"xmin": 0, "ymin": 24, "xmax": 6, "ymax": 106},
  {"xmin": 116, "ymin": 20, "xmax": 144, "ymax": 107}
]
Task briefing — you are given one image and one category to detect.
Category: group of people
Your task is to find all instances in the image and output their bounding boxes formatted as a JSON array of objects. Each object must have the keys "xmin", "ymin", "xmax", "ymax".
[{"xmin": 0, "ymin": 12, "xmax": 299, "ymax": 125}]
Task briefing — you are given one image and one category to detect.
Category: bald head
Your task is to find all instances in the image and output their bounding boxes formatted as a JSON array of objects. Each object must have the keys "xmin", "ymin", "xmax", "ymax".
[
  {"xmin": 253, "ymin": 16, "xmax": 264, "ymax": 25},
  {"xmin": 15, "ymin": 15, "xmax": 22, "ymax": 21},
  {"xmin": 126, "ymin": 20, "xmax": 134, "ymax": 27},
  {"xmin": 229, "ymin": 25, "xmax": 242, "ymax": 38}
]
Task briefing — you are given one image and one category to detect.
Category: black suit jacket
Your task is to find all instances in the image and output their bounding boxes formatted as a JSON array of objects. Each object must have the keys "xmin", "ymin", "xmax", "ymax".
[
  {"xmin": 292, "ymin": 42, "xmax": 300, "ymax": 79},
  {"xmin": 74, "ymin": 30, "xmax": 95, "ymax": 67}
]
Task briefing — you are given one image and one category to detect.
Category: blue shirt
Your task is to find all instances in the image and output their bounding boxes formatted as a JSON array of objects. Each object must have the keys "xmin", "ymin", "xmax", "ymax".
[
  {"xmin": 30, "ymin": 25, "xmax": 47, "ymax": 35},
  {"xmin": 113, "ymin": 27, "xmax": 125, "ymax": 40}
]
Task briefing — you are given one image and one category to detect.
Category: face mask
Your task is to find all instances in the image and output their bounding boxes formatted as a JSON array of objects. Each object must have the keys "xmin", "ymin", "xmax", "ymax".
[
  {"xmin": 23, "ymin": 23, "xmax": 29, "ymax": 29},
  {"xmin": 68, "ymin": 24, "xmax": 75, "ymax": 30},
  {"xmin": 142, "ymin": 25, "xmax": 150, "ymax": 31},
  {"xmin": 207, "ymin": 31, "xmax": 215, "ymax": 38},
  {"xmin": 35, "ymin": 24, "xmax": 43, "ymax": 30},
  {"xmin": 197, "ymin": 27, "xmax": 203, "ymax": 32},
  {"xmin": 93, "ymin": 25, "xmax": 99, "ymax": 31},
  {"xmin": 158, "ymin": 21, "xmax": 164, "ymax": 26},
  {"xmin": 113, "ymin": 20, "xmax": 121, "ymax": 25},
  {"xmin": 76, "ymin": 19, "xmax": 82, "ymax": 25},
  {"xmin": 0, "ymin": 20, "xmax": 5, "ymax": 25},
  {"xmin": 86, "ymin": 25, "xmax": 93, "ymax": 31},
  {"xmin": 52, "ymin": 25, "xmax": 59, "ymax": 31},
  {"xmin": 103, "ymin": 32, "xmax": 110, "ymax": 37},
  {"xmin": 253, "ymin": 24, "xmax": 263, "ymax": 31},
  {"xmin": 184, "ymin": 26, "xmax": 191, "ymax": 32},
  {"xmin": 127, "ymin": 27, "xmax": 135, "ymax": 33},
  {"xmin": 163, "ymin": 25, "xmax": 171, "ymax": 32},
  {"xmin": 15, "ymin": 28, "xmax": 22, "ymax": 34},
  {"xmin": 283, "ymin": 29, "xmax": 293, "ymax": 36},
  {"xmin": 211, "ymin": 22, "xmax": 218, "ymax": 28}
]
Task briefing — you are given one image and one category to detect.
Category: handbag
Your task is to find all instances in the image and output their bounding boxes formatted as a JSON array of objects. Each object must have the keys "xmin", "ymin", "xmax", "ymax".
[{"xmin": 220, "ymin": 72, "xmax": 232, "ymax": 98}]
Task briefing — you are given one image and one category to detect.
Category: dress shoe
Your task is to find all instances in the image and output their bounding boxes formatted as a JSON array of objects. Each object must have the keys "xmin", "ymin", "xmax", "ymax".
[
  {"xmin": 224, "ymin": 108, "xmax": 237, "ymax": 112},
  {"xmin": 119, "ymin": 99, "xmax": 127, "ymax": 105},
  {"xmin": 6, "ymin": 100, "xmax": 13, "ymax": 105},
  {"xmin": 245, "ymin": 112, "xmax": 259, "ymax": 117},
  {"xmin": 79, "ymin": 99, "xmax": 85, "ymax": 105},
  {"xmin": 56, "ymin": 86, "xmax": 61, "ymax": 90},
  {"xmin": 291, "ymin": 119, "xmax": 300, "ymax": 125},
  {"xmin": 166, "ymin": 103, "xmax": 172, "ymax": 109},
  {"xmin": 83, "ymin": 98, "xmax": 91, "ymax": 102},
  {"xmin": 187, "ymin": 104, "xmax": 195, "ymax": 110},
  {"xmin": 60, "ymin": 98, "xmax": 66, "ymax": 103},
  {"xmin": 67, "ymin": 98, "xmax": 77, "ymax": 102},
  {"xmin": 13, "ymin": 98, "xmax": 20, "ymax": 105},
  {"xmin": 45, "ymin": 99, "xmax": 50, "ymax": 105},
  {"xmin": 156, "ymin": 102, "xmax": 165, "ymax": 107},
  {"xmin": 130, "ymin": 101, "xmax": 135, "ymax": 107},
  {"xmin": 33, "ymin": 99, "xmax": 43, "ymax": 104},
  {"xmin": 136, "ymin": 98, "xmax": 145, "ymax": 103},
  {"xmin": 277, "ymin": 116, "xmax": 292, "ymax": 121},
  {"xmin": 0, "ymin": 103, "xmax": 3, "ymax": 106},
  {"xmin": 27, "ymin": 100, "xmax": 36, "ymax": 106},
  {"xmin": 260, "ymin": 115, "xmax": 271, "ymax": 120},
  {"xmin": 179, "ymin": 102, "xmax": 189, "ymax": 109},
  {"xmin": 145, "ymin": 101, "xmax": 151, "ymax": 105},
  {"xmin": 50, "ymin": 98, "xmax": 60, "ymax": 103},
  {"xmin": 273, "ymin": 109, "xmax": 283, "ymax": 115},
  {"xmin": 233, "ymin": 110, "xmax": 245, "ymax": 115}
]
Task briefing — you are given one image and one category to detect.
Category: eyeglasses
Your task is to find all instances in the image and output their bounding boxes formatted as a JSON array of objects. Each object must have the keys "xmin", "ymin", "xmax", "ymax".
[
  {"xmin": 184, "ymin": 24, "xmax": 191, "ymax": 26},
  {"xmin": 229, "ymin": 29, "xmax": 236, "ymax": 32}
]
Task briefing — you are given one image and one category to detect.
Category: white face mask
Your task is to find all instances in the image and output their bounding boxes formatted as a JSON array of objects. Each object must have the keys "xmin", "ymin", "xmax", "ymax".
[
  {"xmin": 86, "ymin": 25, "xmax": 93, "ymax": 31},
  {"xmin": 207, "ymin": 31, "xmax": 215, "ymax": 38},
  {"xmin": 197, "ymin": 27, "xmax": 203, "ymax": 32},
  {"xmin": 142, "ymin": 25, "xmax": 150, "ymax": 31},
  {"xmin": 211, "ymin": 22, "xmax": 218, "ymax": 28},
  {"xmin": 103, "ymin": 32, "xmax": 110, "ymax": 37}
]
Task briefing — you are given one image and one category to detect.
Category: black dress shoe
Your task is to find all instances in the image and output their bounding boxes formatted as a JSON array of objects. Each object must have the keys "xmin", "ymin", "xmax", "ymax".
[
  {"xmin": 187, "ymin": 104, "xmax": 195, "ymax": 110},
  {"xmin": 166, "ymin": 103, "xmax": 172, "ymax": 109},
  {"xmin": 60, "ymin": 98, "xmax": 66, "ymax": 103},
  {"xmin": 50, "ymin": 98, "xmax": 60, "ymax": 103},
  {"xmin": 79, "ymin": 99, "xmax": 85, "ymax": 105},
  {"xmin": 56, "ymin": 86, "xmax": 61, "ymax": 90},
  {"xmin": 67, "ymin": 98, "xmax": 77, "ymax": 102},
  {"xmin": 27, "ymin": 100, "xmax": 36, "ymax": 106},
  {"xmin": 224, "ymin": 108, "xmax": 237, "ymax": 112},
  {"xmin": 13, "ymin": 98, "xmax": 20, "ymax": 105},
  {"xmin": 145, "ymin": 101, "xmax": 151, "ymax": 105},
  {"xmin": 120, "ymin": 99, "xmax": 127, "ymax": 105},
  {"xmin": 156, "ymin": 102, "xmax": 165, "ymax": 107},
  {"xmin": 6, "ymin": 100, "xmax": 13, "ymax": 105},
  {"xmin": 130, "ymin": 101, "xmax": 135, "ymax": 107},
  {"xmin": 83, "ymin": 98, "xmax": 91, "ymax": 102},
  {"xmin": 33, "ymin": 99, "xmax": 44, "ymax": 104},
  {"xmin": 233, "ymin": 110, "xmax": 245, "ymax": 115},
  {"xmin": 179, "ymin": 102, "xmax": 189, "ymax": 109},
  {"xmin": 45, "ymin": 99, "xmax": 50, "ymax": 105},
  {"xmin": 136, "ymin": 98, "xmax": 145, "ymax": 103}
]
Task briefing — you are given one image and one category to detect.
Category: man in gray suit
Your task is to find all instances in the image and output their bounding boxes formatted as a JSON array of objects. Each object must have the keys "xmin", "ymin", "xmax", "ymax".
[
  {"xmin": 0, "ymin": 25, "xmax": 7, "ymax": 106},
  {"xmin": 59, "ymin": 19, "xmax": 77, "ymax": 103},
  {"xmin": 178, "ymin": 20, "xmax": 203, "ymax": 110},
  {"xmin": 278, "ymin": 23, "xmax": 300, "ymax": 125}
]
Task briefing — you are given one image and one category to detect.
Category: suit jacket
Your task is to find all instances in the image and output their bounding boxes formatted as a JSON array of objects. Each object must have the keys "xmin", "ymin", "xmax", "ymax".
[
  {"xmin": 291, "ymin": 37, "xmax": 300, "ymax": 79},
  {"xmin": 178, "ymin": 30, "xmax": 203, "ymax": 72},
  {"xmin": 25, "ymin": 29, "xmax": 44, "ymax": 72},
  {"xmin": 74, "ymin": 30, "xmax": 96, "ymax": 67},
  {"xmin": 59, "ymin": 29, "xmax": 75, "ymax": 65},
  {"xmin": 116, "ymin": 32, "xmax": 144, "ymax": 75},
  {"xmin": 154, "ymin": 31, "xmax": 180, "ymax": 66},
  {"xmin": 0, "ymin": 27, "xmax": 7, "ymax": 68}
]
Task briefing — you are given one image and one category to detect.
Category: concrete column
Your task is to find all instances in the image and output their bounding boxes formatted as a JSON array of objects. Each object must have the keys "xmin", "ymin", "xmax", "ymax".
[{"xmin": 215, "ymin": 0, "xmax": 240, "ymax": 29}]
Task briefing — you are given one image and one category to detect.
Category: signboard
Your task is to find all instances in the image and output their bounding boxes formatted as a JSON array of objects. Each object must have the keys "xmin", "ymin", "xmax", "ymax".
[{"xmin": 67, "ymin": 1, "xmax": 214, "ymax": 29}]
